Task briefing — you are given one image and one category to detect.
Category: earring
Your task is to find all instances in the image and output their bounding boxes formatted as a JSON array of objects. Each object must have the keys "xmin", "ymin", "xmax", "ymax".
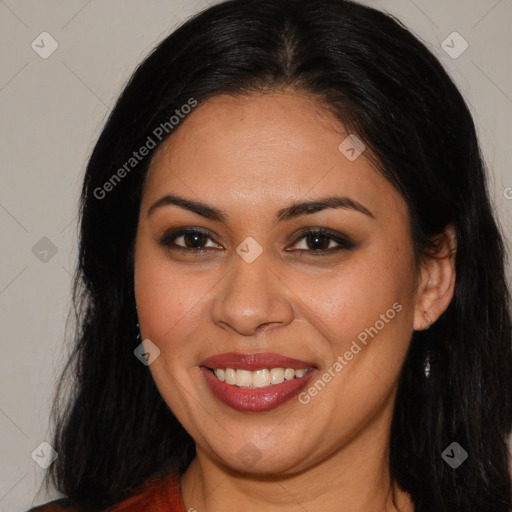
[
  {"xmin": 424, "ymin": 311, "xmax": 433, "ymax": 328},
  {"xmin": 135, "ymin": 304, "xmax": 141, "ymax": 342},
  {"xmin": 424, "ymin": 351, "xmax": 431, "ymax": 378}
]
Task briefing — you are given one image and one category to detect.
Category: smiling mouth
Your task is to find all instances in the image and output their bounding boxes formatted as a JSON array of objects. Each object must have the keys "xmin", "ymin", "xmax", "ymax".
[
  {"xmin": 207, "ymin": 367, "xmax": 312, "ymax": 388},
  {"xmin": 199, "ymin": 352, "xmax": 318, "ymax": 411}
]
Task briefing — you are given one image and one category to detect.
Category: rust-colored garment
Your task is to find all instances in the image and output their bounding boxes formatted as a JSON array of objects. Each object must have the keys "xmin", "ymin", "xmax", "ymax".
[{"xmin": 27, "ymin": 470, "xmax": 186, "ymax": 511}]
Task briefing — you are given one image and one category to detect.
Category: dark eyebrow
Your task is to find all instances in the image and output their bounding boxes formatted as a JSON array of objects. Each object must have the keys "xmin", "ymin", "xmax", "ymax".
[{"xmin": 147, "ymin": 193, "xmax": 375, "ymax": 223}]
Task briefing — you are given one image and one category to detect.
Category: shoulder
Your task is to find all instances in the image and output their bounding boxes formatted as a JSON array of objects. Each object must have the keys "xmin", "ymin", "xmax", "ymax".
[
  {"xmin": 26, "ymin": 469, "xmax": 184, "ymax": 512},
  {"xmin": 26, "ymin": 498, "xmax": 76, "ymax": 511}
]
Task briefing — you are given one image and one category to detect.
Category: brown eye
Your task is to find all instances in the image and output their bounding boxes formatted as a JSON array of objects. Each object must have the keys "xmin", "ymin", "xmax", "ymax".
[
  {"xmin": 159, "ymin": 227, "xmax": 355, "ymax": 255},
  {"xmin": 159, "ymin": 228, "xmax": 221, "ymax": 252},
  {"xmin": 179, "ymin": 231, "xmax": 209, "ymax": 249},
  {"xmin": 289, "ymin": 228, "xmax": 356, "ymax": 254}
]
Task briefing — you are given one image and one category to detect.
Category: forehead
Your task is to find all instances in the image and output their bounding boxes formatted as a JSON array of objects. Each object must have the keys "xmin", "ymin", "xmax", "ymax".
[{"xmin": 142, "ymin": 90, "xmax": 407, "ymax": 223}]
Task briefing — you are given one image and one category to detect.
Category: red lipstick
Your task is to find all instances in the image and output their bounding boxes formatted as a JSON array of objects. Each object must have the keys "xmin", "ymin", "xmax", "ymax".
[
  {"xmin": 200, "ymin": 352, "xmax": 315, "ymax": 371},
  {"xmin": 200, "ymin": 352, "xmax": 317, "ymax": 412}
]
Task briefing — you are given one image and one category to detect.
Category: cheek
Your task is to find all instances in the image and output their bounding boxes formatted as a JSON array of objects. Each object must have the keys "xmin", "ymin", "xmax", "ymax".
[
  {"xmin": 293, "ymin": 244, "xmax": 415, "ymax": 346},
  {"xmin": 134, "ymin": 246, "xmax": 208, "ymax": 355},
  {"xmin": 136, "ymin": 273, "xmax": 203, "ymax": 344},
  {"xmin": 295, "ymin": 251, "xmax": 415, "ymax": 422}
]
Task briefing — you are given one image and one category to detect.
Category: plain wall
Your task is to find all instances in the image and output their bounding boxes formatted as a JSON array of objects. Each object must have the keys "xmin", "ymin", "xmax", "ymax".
[{"xmin": 0, "ymin": 1, "xmax": 511, "ymax": 510}]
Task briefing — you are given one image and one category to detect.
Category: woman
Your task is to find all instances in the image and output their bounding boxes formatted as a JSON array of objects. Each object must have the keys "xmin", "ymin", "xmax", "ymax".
[{"xmin": 29, "ymin": 0, "xmax": 512, "ymax": 511}]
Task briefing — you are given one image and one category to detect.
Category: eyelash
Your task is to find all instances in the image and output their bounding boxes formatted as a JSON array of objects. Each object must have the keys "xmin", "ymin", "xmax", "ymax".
[{"xmin": 158, "ymin": 227, "xmax": 356, "ymax": 255}]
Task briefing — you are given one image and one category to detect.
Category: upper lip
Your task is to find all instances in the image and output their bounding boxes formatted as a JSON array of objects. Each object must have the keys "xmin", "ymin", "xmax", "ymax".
[{"xmin": 200, "ymin": 352, "xmax": 316, "ymax": 371}]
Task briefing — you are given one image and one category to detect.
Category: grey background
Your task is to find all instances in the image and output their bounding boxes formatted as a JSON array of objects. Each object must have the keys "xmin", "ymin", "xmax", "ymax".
[{"xmin": 0, "ymin": 1, "xmax": 511, "ymax": 510}]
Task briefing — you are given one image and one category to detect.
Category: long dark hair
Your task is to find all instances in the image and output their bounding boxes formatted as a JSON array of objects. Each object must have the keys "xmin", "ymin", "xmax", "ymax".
[{"xmin": 43, "ymin": 1, "xmax": 512, "ymax": 510}]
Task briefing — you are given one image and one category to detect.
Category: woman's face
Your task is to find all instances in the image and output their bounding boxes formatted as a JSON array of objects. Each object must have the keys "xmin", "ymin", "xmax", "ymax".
[{"xmin": 134, "ymin": 90, "xmax": 422, "ymax": 475}]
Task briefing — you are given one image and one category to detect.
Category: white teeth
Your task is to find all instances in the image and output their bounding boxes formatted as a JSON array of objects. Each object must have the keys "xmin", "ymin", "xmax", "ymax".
[
  {"xmin": 284, "ymin": 368, "xmax": 295, "ymax": 380},
  {"xmin": 225, "ymin": 368, "xmax": 236, "ymax": 385},
  {"xmin": 213, "ymin": 367, "xmax": 310, "ymax": 388},
  {"xmin": 235, "ymin": 369, "xmax": 252, "ymax": 387},
  {"xmin": 253, "ymin": 369, "xmax": 270, "ymax": 388},
  {"xmin": 270, "ymin": 368, "xmax": 284, "ymax": 385}
]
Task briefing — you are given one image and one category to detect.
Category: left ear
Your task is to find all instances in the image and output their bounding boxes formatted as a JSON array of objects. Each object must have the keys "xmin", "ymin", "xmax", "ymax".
[{"xmin": 413, "ymin": 224, "xmax": 457, "ymax": 331}]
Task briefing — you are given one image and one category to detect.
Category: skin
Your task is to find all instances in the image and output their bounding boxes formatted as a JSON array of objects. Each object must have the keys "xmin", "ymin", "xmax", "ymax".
[{"xmin": 133, "ymin": 89, "xmax": 456, "ymax": 511}]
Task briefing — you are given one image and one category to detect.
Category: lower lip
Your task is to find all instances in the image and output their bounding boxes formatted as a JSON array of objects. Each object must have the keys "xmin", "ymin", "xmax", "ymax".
[{"xmin": 200, "ymin": 367, "xmax": 317, "ymax": 412}]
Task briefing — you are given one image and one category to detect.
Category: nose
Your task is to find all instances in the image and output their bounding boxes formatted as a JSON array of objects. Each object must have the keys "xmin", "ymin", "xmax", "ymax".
[{"xmin": 210, "ymin": 253, "xmax": 295, "ymax": 337}]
